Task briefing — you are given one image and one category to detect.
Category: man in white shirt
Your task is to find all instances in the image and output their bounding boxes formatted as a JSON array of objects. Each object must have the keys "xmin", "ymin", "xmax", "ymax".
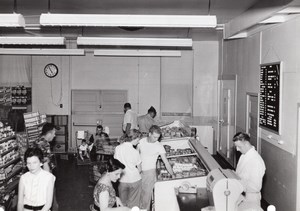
[
  {"xmin": 233, "ymin": 132, "xmax": 266, "ymax": 208},
  {"xmin": 138, "ymin": 125, "xmax": 174, "ymax": 211},
  {"xmin": 114, "ymin": 129, "xmax": 143, "ymax": 208},
  {"xmin": 123, "ymin": 103, "xmax": 138, "ymax": 135}
]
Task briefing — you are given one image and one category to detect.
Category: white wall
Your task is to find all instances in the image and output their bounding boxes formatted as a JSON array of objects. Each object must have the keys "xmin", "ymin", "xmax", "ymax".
[
  {"xmin": 222, "ymin": 15, "xmax": 300, "ymax": 211},
  {"xmin": 70, "ymin": 53, "xmax": 161, "ymax": 115},
  {"xmin": 1, "ymin": 38, "xmax": 220, "ymax": 147},
  {"xmin": 161, "ymin": 51, "xmax": 193, "ymax": 117},
  {"xmin": 193, "ymin": 41, "xmax": 219, "ymax": 124},
  {"xmin": 32, "ymin": 56, "xmax": 70, "ymax": 115}
]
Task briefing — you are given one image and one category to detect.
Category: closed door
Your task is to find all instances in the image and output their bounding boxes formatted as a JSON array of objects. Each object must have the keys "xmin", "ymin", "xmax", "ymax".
[
  {"xmin": 218, "ymin": 78, "xmax": 236, "ymax": 167},
  {"xmin": 297, "ymin": 104, "xmax": 300, "ymax": 211},
  {"xmin": 71, "ymin": 90, "xmax": 127, "ymax": 148},
  {"xmin": 246, "ymin": 93, "xmax": 259, "ymax": 153}
]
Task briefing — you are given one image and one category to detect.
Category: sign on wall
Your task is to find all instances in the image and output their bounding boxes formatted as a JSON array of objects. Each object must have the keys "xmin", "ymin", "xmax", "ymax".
[{"xmin": 259, "ymin": 62, "xmax": 281, "ymax": 134}]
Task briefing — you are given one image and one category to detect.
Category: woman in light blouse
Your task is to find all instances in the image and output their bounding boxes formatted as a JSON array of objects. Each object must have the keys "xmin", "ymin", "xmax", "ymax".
[{"xmin": 17, "ymin": 147, "xmax": 55, "ymax": 211}]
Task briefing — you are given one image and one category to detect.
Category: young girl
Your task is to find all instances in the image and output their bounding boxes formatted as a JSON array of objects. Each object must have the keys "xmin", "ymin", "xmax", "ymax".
[
  {"xmin": 79, "ymin": 139, "xmax": 90, "ymax": 161},
  {"xmin": 90, "ymin": 158, "xmax": 130, "ymax": 211},
  {"xmin": 17, "ymin": 147, "xmax": 56, "ymax": 211}
]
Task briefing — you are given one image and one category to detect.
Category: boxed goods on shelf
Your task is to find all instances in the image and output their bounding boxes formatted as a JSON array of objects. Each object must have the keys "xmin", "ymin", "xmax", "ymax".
[
  {"xmin": 156, "ymin": 137, "xmax": 208, "ymax": 181},
  {"xmin": 23, "ymin": 112, "xmax": 47, "ymax": 147},
  {"xmin": 159, "ymin": 120, "xmax": 191, "ymax": 139},
  {"xmin": 0, "ymin": 124, "xmax": 23, "ymax": 210},
  {"xmin": 53, "ymin": 143, "xmax": 66, "ymax": 153},
  {"xmin": 157, "ymin": 155, "xmax": 207, "ymax": 181}
]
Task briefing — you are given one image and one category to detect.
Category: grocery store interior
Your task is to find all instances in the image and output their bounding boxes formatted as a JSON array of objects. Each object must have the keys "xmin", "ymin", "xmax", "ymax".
[{"xmin": 0, "ymin": 0, "xmax": 300, "ymax": 210}]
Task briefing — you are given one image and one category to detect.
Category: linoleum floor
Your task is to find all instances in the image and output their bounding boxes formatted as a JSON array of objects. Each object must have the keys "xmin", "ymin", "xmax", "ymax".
[{"xmin": 55, "ymin": 155, "xmax": 94, "ymax": 211}]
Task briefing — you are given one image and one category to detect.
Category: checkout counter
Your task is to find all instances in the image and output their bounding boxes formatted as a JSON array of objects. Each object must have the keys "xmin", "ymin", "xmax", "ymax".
[{"xmin": 154, "ymin": 138, "xmax": 245, "ymax": 211}]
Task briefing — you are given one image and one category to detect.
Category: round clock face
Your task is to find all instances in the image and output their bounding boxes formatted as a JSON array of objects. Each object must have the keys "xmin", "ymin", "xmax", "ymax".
[{"xmin": 44, "ymin": 63, "xmax": 59, "ymax": 78}]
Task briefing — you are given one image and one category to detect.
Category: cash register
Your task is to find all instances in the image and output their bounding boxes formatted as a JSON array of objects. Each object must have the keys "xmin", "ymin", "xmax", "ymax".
[{"xmin": 206, "ymin": 168, "xmax": 244, "ymax": 211}]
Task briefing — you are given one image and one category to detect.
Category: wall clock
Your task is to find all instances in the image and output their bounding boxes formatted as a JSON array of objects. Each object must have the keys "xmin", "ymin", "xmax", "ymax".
[{"xmin": 44, "ymin": 63, "xmax": 59, "ymax": 78}]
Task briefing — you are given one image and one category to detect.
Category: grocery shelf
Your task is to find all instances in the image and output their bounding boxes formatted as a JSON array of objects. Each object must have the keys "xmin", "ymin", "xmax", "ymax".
[
  {"xmin": 0, "ymin": 135, "xmax": 16, "ymax": 144},
  {"xmin": 0, "ymin": 166, "xmax": 23, "ymax": 186},
  {"xmin": 0, "ymin": 146, "xmax": 18, "ymax": 157},
  {"xmin": 161, "ymin": 137, "xmax": 190, "ymax": 142},
  {"xmin": 0, "ymin": 157, "xmax": 21, "ymax": 169},
  {"xmin": 166, "ymin": 153, "xmax": 197, "ymax": 159},
  {"xmin": 3, "ymin": 178, "xmax": 19, "ymax": 195}
]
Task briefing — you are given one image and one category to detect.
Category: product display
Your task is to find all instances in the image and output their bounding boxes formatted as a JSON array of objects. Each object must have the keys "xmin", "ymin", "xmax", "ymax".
[
  {"xmin": 161, "ymin": 126, "xmax": 190, "ymax": 139},
  {"xmin": 0, "ymin": 124, "xmax": 23, "ymax": 210},
  {"xmin": 157, "ymin": 155, "xmax": 207, "ymax": 181},
  {"xmin": 156, "ymin": 138, "xmax": 208, "ymax": 181},
  {"xmin": 159, "ymin": 120, "xmax": 191, "ymax": 139},
  {"xmin": 23, "ymin": 112, "xmax": 46, "ymax": 147},
  {"xmin": 154, "ymin": 137, "xmax": 212, "ymax": 211},
  {"xmin": 0, "ymin": 86, "xmax": 31, "ymax": 109},
  {"xmin": 164, "ymin": 144, "xmax": 195, "ymax": 157},
  {"xmin": 48, "ymin": 115, "xmax": 68, "ymax": 153},
  {"xmin": 0, "ymin": 87, "xmax": 12, "ymax": 107}
]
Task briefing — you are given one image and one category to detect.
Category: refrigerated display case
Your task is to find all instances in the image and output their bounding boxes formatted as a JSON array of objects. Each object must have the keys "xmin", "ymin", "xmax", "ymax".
[{"xmin": 154, "ymin": 138, "xmax": 220, "ymax": 211}]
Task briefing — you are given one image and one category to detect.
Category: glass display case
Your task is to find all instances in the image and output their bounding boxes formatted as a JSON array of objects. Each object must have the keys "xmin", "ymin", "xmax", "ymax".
[{"xmin": 154, "ymin": 138, "xmax": 220, "ymax": 211}]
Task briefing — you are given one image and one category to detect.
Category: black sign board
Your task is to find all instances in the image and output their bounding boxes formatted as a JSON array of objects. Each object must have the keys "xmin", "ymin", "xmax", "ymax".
[{"xmin": 259, "ymin": 62, "xmax": 281, "ymax": 133}]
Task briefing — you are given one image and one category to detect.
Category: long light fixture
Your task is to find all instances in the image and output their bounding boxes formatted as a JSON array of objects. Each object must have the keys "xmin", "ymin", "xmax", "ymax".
[
  {"xmin": 40, "ymin": 14, "xmax": 217, "ymax": 28},
  {"xmin": 0, "ymin": 48, "xmax": 85, "ymax": 55},
  {"xmin": 0, "ymin": 37, "xmax": 65, "ymax": 45},
  {"xmin": 259, "ymin": 15, "xmax": 287, "ymax": 24},
  {"xmin": 77, "ymin": 37, "xmax": 192, "ymax": 47},
  {"xmin": 94, "ymin": 49, "xmax": 181, "ymax": 57},
  {"xmin": 0, "ymin": 14, "xmax": 25, "ymax": 27}
]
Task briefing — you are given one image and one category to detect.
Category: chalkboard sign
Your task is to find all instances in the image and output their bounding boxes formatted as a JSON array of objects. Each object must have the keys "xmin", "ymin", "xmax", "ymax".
[{"xmin": 259, "ymin": 62, "xmax": 281, "ymax": 134}]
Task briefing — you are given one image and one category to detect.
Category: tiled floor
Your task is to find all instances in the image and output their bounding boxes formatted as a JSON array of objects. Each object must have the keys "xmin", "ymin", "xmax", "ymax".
[{"xmin": 55, "ymin": 154, "xmax": 269, "ymax": 211}]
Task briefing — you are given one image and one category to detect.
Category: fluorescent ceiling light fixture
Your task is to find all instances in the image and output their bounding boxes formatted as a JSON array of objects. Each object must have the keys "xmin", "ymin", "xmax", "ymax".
[
  {"xmin": 0, "ymin": 37, "xmax": 65, "ymax": 45},
  {"xmin": 259, "ymin": 15, "xmax": 287, "ymax": 24},
  {"xmin": 40, "ymin": 14, "xmax": 217, "ymax": 28},
  {"xmin": 227, "ymin": 32, "xmax": 248, "ymax": 39},
  {"xmin": 0, "ymin": 48, "xmax": 85, "ymax": 55},
  {"xmin": 0, "ymin": 13, "xmax": 25, "ymax": 27},
  {"xmin": 278, "ymin": 7, "xmax": 300, "ymax": 14},
  {"xmin": 94, "ymin": 49, "xmax": 181, "ymax": 57},
  {"xmin": 77, "ymin": 37, "xmax": 192, "ymax": 47}
]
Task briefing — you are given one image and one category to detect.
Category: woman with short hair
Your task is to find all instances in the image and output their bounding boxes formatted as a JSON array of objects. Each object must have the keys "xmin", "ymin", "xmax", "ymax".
[
  {"xmin": 17, "ymin": 147, "xmax": 56, "ymax": 211},
  {"xmin": 90, "ymin": 158, "xmax": 130, "ymax": 211}
]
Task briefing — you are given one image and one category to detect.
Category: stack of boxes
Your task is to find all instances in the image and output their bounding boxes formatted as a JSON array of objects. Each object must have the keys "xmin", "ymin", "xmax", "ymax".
[
  {"xmin": 23, "ymin": 112, "xmax": 46, "ymax": 147},
  {"xmin": 47, "ymin": 115, "xmax": 68, "ymax": 153},
  {"xmin": 0, "ymin": 125, "xmax": 23, "ymax": 210}
]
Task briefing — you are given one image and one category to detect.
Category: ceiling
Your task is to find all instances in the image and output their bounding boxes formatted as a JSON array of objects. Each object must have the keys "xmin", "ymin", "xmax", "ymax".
[
  {"xmin": 4, "ymin": 0, "xmax": 298, "ymax": 43},
  {"xmin": 0, "ymin": 0, "xmax": 260, "ymax": 24},
  {"xmin": 0, "ymin": 0, "xmax": 262, "ymax": 38}
]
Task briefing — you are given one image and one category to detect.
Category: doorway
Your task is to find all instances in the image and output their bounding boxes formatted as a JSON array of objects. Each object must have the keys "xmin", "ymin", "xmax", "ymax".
[
  {"xmin": 218, "ymin": 75, "xmax": 236, "ymax": 167},
  {"xmin": 246, "ymin": 93, "xmax": 260, "ymax": 153},
  {"xmin": 296, "ymin": 103, "xmax": 300, "ymax": 211}
]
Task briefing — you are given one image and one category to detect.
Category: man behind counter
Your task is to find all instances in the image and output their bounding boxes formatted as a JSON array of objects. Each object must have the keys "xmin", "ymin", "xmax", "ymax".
[
  {"xmin": 122, "ymin": 103, "xmax": 138, "ymax": 135},
  {"xmin": 137, "ymin": 106, "xmax": 157, "ymax": 135},
  {"xmin": 232, "ymin": 132, "xmax": 266, "ymax": 208}
]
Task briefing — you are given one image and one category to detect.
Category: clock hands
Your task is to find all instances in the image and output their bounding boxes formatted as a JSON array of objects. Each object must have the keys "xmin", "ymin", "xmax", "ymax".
[
  {"xmin": 44, "ymin": 63, "xmax": 58, "ymax": 78},
  {"xmin": 46, "ymin": 66, "xmax": 54, "ymax": 75}
]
